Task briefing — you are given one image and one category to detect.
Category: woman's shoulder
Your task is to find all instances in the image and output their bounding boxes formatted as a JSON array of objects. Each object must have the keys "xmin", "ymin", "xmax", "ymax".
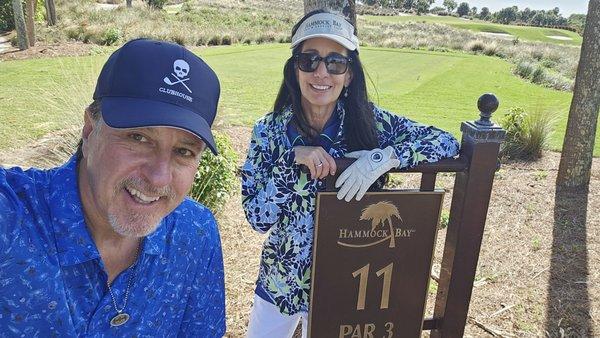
[
  {"xmin": 254, "ymin": 108, "xmax": 291, "ymax": 128},
  {"xmin": 369, "ymin": 103, "xmax": 404, "ymax": 123}
]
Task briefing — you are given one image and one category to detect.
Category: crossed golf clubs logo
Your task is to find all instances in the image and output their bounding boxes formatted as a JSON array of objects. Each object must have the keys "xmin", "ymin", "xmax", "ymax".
[{"xmin": 163, "ymin": 59, "xmax": 192, "ymax": 93}]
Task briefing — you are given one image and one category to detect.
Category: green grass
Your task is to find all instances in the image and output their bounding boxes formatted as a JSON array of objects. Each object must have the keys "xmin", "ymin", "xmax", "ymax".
[
  {"xmin": 0, "ymin": 44, "xmax": 597, "ymax": 156},
  {"xmin": 362, "ymin": 15, "xmax": 583, "ymax": 46}
]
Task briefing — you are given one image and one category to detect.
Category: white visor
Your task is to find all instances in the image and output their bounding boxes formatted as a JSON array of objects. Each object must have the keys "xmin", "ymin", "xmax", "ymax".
[{"xmin": 291, "ymin": 12, "xmax": 359, "ymax": 51}]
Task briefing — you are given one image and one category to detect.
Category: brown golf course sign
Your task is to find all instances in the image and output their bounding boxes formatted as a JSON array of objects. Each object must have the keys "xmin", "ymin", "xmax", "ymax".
[
  {"xmin": 306, "ymin": 94, "xmax": 505, "ymax": 337},
  {"xmin": 309, "ymin": 191, "xmax": 444, "ymax": 338}
]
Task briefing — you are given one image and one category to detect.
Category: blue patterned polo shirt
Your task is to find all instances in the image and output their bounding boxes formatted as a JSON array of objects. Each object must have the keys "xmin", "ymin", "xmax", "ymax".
[
  {"xmin": 242, "ymin": 102, "xmax": 460, "ymax": 315},
  {"xmin": 0, "ymin": 156, "xmax": 225, "ymax": 337}
]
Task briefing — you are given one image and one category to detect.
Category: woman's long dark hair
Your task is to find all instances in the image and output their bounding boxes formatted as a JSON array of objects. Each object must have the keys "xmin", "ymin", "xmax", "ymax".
[{"xmin": 273, "ymin": 10, "xmax": 379, "ymax": 152}]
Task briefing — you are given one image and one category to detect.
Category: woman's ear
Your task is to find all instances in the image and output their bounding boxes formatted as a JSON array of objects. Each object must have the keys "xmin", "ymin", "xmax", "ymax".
[{"xmin": 344, "ymin": 69, "xmax": 353, "ymax": 87}]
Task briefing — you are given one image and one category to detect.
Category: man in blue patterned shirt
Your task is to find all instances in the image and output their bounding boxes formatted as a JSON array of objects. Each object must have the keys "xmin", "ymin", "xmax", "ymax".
[{"xmin": 0, "ymin": 39, "xmax": 225, "ymax": 337}]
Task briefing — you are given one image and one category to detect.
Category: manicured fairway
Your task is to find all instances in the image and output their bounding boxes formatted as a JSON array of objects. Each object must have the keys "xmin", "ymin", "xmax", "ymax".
[
  {"xmin": 362, "ymin": 15, "xmax": 583, "ymax": 46},
  {"xmin": 0, "ymin": 44, "xmax": 597, "ymax": 156}
]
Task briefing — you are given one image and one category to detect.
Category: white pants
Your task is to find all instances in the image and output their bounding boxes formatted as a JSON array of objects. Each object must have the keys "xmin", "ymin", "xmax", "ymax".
[{"xmin": 246, "ymin": 294, "xmax": 308, "ymax": 338}]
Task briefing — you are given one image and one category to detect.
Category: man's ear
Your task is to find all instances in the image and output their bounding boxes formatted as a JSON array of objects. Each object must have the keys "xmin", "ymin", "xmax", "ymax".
[
  {"xmin": 80, "ymin": 110, "xmax": 97, "ymax": 159},
  {"xmin": 82, "ymin": 109, "xmax": 95, "ymax": 141}
]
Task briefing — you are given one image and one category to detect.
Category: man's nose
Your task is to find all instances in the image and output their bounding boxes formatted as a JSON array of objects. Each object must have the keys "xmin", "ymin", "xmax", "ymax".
[{"xmin": 143, "ymin": 151, "xmax": 173, "ymax": 189}]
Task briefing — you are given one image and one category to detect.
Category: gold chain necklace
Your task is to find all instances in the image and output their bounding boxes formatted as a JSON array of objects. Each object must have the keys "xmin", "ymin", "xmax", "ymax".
[{"xmin": 107, "ymin": 241, "xmax": 141, "ymax": 327}]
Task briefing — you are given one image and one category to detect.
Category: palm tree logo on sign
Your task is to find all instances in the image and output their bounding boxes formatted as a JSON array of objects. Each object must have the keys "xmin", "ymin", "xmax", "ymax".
[{"xmin": 337, "ymin": 201, "xmax": 408, "ymax": 249}]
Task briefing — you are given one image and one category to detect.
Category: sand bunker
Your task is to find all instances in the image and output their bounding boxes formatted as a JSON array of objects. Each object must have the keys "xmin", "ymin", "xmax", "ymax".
[
  {"xmin": 479, "ymin": 32, "xmax": 513, "ymax": 39},
  {"xmin": 547, "ymin": 35, "xmax": 573, "ymax": 40}
]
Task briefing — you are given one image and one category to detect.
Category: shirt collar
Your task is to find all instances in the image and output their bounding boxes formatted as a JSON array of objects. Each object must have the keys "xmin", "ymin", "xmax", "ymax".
[
  {"xmin": 49, "ymin": 156, "xmax": 100, "ymax": 266},
  {"xmin": 281, "ymin": 101, "xmax": 347, "ymax": 148},
  {"xmin": 143, "ymin": 217, "xmax": 168, "ymax": 256},
  {"xmin": 49, "ymin": 156, "xmax": 168, "ymax": 267}
]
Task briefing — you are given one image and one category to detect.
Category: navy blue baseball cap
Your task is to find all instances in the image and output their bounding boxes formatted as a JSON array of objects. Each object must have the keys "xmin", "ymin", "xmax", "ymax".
[{"xmin": 93, "ymin": 38, "xmax": 220, "ymax": 154}]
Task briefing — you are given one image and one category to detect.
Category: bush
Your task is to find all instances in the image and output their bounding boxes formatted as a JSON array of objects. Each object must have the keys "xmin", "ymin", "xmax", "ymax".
[
  {"xmin": 145, "ymin": 0, "xmax": 167, "ymax": 9},
  {"xmin": 530, "ymin": 65, "xmax": 546, "ymax": 84},
  {"xmin": 195, "ymin": 36, "xmax": 205, "ymax": 46},
  {"xmin": 221, "ymin": 35, "xmax": 231, "ymax": 45},
  {"xmin": 207, "ymin": 35, "xmax": 220, "ymax": 46},
  {"xmin": 101, "ymin": 27, "xmax": 122, "ymax": 46},
  {"xmin": 482, "ymin": 42, "xmax": 499, "ymax": 56},
  {"xmin": 180, "ymin": 1, "xmax": 194, "ymax": 13},
  {"xmin": 171, "ymin": 33, "xmax": 186, "ymax": 46},
  {"xmin": 439, "ymin": 210, "xmax": 450, "ymax": 229},
  {"xmin": 465, "ymin": 40, "xmax": 485, "ymax": 52},
  {"xmin": 500, "ymin": 107, "xmax": 554, "ymax": 161},
  {"xmin": 188, "ymin": 131, "xmax": 238, "ymax": 212},
  {"xmin": 0, "ymin": 0, "xmax": 14, "ymax": 32},
  {"xmin": 514, "ymin": 60, "xmax": 535, "ymax": 79}
]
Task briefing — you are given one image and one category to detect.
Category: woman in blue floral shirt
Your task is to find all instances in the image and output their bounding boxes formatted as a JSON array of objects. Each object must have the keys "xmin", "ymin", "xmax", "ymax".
[{"xmin": 242, "ymin": 10, "xmax": 460, "ymax": 338}]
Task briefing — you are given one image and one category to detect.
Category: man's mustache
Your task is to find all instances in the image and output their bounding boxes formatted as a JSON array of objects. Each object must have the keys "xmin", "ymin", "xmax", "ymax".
[{"xmin": 118, "ymin": 177, "xmax": 176, "ymax": 200}]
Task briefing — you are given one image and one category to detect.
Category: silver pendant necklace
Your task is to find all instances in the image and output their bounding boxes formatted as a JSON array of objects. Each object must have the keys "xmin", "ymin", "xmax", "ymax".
[{"xmin": 107, "ymin": 241, "xmax": 141, "ymax": 327}]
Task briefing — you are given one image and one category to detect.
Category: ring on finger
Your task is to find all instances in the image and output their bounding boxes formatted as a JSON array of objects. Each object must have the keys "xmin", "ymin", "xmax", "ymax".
[{"xmin": 316, "ymin": 161, "xmax": 323, "ymax": 167}]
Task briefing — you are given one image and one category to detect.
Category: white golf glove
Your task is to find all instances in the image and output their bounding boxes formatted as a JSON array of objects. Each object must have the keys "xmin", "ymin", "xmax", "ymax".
[{"xmin": 335, "ymin": 146, "xmax": 400, "ymax": 202}]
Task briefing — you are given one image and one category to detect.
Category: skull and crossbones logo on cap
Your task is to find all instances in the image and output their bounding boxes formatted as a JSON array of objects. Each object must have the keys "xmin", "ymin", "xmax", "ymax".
[{"xmin": 163, "ymin": 59, "xmax": 192, "ymax": 93}]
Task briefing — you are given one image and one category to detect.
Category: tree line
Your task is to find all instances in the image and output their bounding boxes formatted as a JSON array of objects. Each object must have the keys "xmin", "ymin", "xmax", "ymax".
[{"xmin": 362, "ymin": 0, "xmax": 587, "ymax": 33}]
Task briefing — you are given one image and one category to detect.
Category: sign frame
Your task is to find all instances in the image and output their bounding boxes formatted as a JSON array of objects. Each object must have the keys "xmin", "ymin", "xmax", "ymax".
[{"xmin": 308, "ymin": 189, "xmax": 445, "ymax": 338}]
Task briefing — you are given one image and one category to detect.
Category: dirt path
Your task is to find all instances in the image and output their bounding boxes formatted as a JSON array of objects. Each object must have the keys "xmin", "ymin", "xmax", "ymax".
[{"xmin": 0, "ymin": 33, "xmax": 13, "ymax": 54}]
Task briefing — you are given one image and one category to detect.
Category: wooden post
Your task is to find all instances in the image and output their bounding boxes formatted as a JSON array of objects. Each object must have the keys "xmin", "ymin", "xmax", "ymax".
[{"xmin": 431, "ymin": 94, "xmax": 506, "ymax": 337}]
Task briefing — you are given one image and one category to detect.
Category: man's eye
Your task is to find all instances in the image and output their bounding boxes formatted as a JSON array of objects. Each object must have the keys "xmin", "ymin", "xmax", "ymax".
[
  {"xmin": 130, "ymin": 133, "xmax": 147, "ymax": 142},
  {"xmin": 177, "ymin": 148, "xmax": 194, "ymax": 157}
]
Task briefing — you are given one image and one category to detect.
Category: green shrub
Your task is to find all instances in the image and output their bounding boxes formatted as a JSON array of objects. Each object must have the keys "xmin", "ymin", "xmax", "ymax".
[
  {"xmin": 0, "ymin": 0, "xmax": 43, "ymax": 29},
  {"xmin": 465, "ymin": 40, "xmax": 485, "ymax": 53},
  {"xmin": 145, "ymin": 0, "xmax": 167, "ymax": 9},
  {"xmin": 188, "ymin": 131, "xmax": 238, "ymax": 212},
  {"xmin": 0, "ymin": 0, "xmax": 14, "ymax": 31},
  {"xmin": 221, "ymin": 35, "xmax": 231, "ymax": 45},
  {"xmin": 207, "ymin": 35, "xmax": 220, "ymax": 46},
  {"xmin": 101, "ymin": 27, "xmax": 122, "ymax": 45},
  {"xmin": 531, "ymin": 49, "xmax": 544, "ymax": 61},
  {"xmin": 180, "ymin": 1, "xmax": 194, "ymax": 13},
  {"xmin": 514, "ymin": 60, "xmax": 535, "ymax": 79},
  {"xmin": 171, "ymin": 33, "xmax": 186, "ymax": 46},
  {"xmin": 439, "ymin": 210, "xmax": 450, "ymax": 229},
  {"xmin": 540, "ymin": 58, "xmax": 557, "ymax": 68},
  {"xmin": 500, "ymin": 107, "xmax": 554, "ymax": 161},
  {"xmin": 482, "ymin": 42, "xmax": 498, "ymax": 56},
  {"xmin": 530, "ymin": 65, "xmax": 546, "ymax": 84}
]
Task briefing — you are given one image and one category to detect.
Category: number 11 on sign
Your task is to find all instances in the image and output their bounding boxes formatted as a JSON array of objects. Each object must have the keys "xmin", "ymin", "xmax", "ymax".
[{"xmin": 352, "ymin": 263, "xmax": 394, "ymax": 310}]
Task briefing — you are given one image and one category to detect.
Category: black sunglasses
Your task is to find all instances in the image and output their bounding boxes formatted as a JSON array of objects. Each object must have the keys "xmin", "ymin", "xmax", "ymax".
[{"xmin": 295, "ymin": 52, "xmax": 352, "ymax": 75}]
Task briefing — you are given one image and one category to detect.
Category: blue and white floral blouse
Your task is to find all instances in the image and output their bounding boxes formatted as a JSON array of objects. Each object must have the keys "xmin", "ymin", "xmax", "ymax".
[
  {"xmin": 0, "ymin": 156, "xmax": 226, "ymax": 337},
  {"xmin": 241, "ymin": 102, "xmax": 460, "ymax": 315}
]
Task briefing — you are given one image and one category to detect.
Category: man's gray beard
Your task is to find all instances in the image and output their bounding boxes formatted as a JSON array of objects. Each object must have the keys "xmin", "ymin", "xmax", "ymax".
[{"xmin": 108, "ymin": 212, "xmax": 159, "ymax": 238}]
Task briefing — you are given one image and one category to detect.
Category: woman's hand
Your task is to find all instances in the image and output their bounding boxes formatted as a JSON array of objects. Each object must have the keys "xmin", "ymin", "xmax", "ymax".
[
  {"xmin": 293, "ymin": 146, "xmax": 337, "ymax": 179},
  {"xmin": 335, "ymin": 146, "xmax": 400, "ymax": 201}
]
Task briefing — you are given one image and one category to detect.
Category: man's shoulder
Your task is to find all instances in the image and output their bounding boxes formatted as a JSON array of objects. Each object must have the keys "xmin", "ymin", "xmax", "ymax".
[
  {"xmin": 170, "ymin": 198, "xmax": 219, "ymax": 241},
  {"xmin": 0, "ymin": 165, "xmax": 52, "ymax": 208}
]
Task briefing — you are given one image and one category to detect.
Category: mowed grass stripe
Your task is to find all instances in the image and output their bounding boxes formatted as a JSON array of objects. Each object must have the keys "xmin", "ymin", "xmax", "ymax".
[
  {"xmin": 362, "ymin": 15, "xmax": 583, "ymax": 46},
  {"xmin": 359, "ymin": 47, "xmax": 578, "ymax": 153},
  {"xmin": 0, "ymin": 44, "xmax": 597, "ymax": 156}
]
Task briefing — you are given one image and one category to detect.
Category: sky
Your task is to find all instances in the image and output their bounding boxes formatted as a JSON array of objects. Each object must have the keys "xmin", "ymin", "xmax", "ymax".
[{"xmin": 432, "ymin": 0, "xmax": 590, "ymax": 16}]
